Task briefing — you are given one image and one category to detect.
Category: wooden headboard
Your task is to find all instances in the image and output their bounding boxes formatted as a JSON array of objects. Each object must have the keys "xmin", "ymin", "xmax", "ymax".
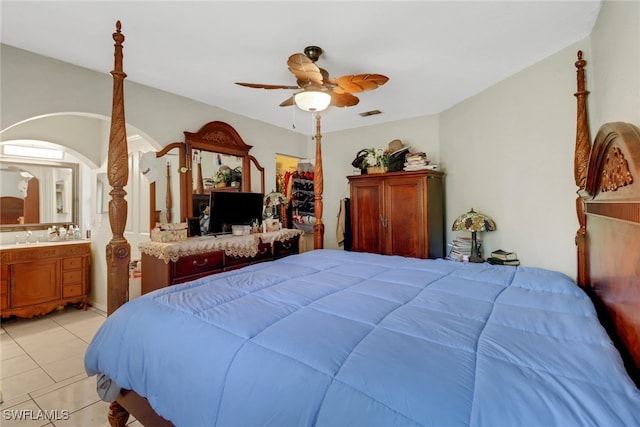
[{"xmin": 574, "ymin": 52, "xmax": 640, "ymax": 383}]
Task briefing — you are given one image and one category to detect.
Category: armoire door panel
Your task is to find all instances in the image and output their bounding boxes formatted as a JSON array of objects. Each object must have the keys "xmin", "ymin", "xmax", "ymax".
[
  {"xmin": 386, "ymin": 179, "xmax": 425, "ymax": 257},
  {"xmin": 349, "ymin": 170, "xmax": 444, "ymax": 259},
  {"xmin": 350, "ymin": 181, "xmax": 384, "ymax": 254}
]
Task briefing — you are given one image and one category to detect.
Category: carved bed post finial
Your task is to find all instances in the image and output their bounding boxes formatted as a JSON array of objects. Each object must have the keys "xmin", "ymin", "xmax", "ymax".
[
  {"xmin": 107, "ymin": 21, "xmax": 131, "ymax": 314},
  {"xmin": 574, "ymin": 50, "xmax": 591, "ymax": 287},
  {"xmin": 313, "ymin": 113, "xmax": 325, "ymax": 249}
]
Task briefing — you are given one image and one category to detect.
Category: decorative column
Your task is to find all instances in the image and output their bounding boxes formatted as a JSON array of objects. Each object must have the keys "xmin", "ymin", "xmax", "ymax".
[
  {"xmin": 106, "ymin": 21, "xmax": 131, "ymax": 314},
  {"xmin": 313, "ymin": 113, "xmax": 325, "ymax": 249},
  {"xmin": 165, "ymin": 161, "xmax": 172, "ymax": 223},
  {"xmin": 574, "ymin": 50, "xmax": 591, "ymax": 287}
]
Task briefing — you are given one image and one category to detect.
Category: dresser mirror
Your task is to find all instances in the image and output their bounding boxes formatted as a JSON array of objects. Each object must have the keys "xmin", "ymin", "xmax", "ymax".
[
  {"xmin": 184, "ymin": 121, "xmax": 265, "ymax": 218},
  {"xmin": 0, "ymin": 160, "xmax": 78, "ymax": 231},
  {"xmin": 148, "ymin": 142, "xmax": 188, "ymax": 230}
]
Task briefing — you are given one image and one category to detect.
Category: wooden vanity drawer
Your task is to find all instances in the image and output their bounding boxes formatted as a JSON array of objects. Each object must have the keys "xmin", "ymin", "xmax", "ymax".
[
  {"xmin": 63, "ymin": 257, "xmax": 82, "ymax": 270},
  {"xmin": 173, "ymin": 251, "xmax": 224, "ymax": 279},
  {"xmin": 63, "ymin": 270, "xmax": 82, "ymax": 285},
  {"xmin": 63, "ymin": 284, "xmax": 82, "ymax": 298}
]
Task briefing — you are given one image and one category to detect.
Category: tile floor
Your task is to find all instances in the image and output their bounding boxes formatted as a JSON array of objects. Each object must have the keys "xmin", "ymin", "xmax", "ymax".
[{"xmin": 1, "ymin": 306, "xmax": 141, "ymax": 427}]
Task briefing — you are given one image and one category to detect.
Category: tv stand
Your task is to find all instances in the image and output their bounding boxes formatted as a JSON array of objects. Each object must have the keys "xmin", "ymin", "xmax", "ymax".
[{"xmin": 139, "ymin": 229, "xmax": 301, "ymax": 294}]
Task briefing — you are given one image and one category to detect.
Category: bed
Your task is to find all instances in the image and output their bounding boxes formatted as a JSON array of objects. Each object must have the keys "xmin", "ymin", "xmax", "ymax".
[{"xmin": 87, "ymin": 24, "xmax": 640, "ymax": 426}]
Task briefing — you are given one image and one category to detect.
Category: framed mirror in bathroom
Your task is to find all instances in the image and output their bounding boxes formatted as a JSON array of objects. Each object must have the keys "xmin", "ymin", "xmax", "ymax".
[{"xmin": 0, "ymin": 160, "xmax": 79, "ymax": 232}]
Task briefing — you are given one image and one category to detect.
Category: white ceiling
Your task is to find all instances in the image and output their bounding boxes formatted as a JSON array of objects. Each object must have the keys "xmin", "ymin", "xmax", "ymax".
[{"xmin": 1, "ymin": 1, "xmax": 601, "ymax": 135}]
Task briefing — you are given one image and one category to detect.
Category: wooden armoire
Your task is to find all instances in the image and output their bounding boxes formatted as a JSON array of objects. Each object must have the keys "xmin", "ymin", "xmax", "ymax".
[{"xmin": 348, "ymin": 170, "xmax": 444, "ymax": 259}]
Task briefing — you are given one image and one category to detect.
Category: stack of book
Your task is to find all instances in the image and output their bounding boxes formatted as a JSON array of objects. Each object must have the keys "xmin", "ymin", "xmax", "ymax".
[
  {"xmin": 487, "ymin": 249, "xmax": 520, "ymax": 266},
  {"xmin": 447, "ymin": 237, "xmax": 479, "ymax": 261},
  {"xmin": 404, "ymin": 152, "xmax": 436, "ymax": 171}
]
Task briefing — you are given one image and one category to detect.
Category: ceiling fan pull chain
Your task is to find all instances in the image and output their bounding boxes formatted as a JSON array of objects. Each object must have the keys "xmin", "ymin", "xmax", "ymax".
[{"xmin": 292, "ymin": 104, "xmax": 296, "ymax": 129}]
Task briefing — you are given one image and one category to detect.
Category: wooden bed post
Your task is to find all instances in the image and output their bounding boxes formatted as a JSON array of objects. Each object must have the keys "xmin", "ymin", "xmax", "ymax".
[
  {"xmin": 574, "ymin": 50, "xmax": 591, "ymax": 287},
  {"xmin": 106, "ymin": 20, "xmax": 131, "ymax": 315},
  {"xmin": 313, "ymin": 113, "xmax": 325, "ymax": 249}
]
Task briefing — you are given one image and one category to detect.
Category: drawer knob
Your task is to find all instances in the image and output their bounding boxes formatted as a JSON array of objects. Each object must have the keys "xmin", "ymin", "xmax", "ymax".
[{"xmin": 192, "ymin": 258, "xmax": 209, "ymax": 267}]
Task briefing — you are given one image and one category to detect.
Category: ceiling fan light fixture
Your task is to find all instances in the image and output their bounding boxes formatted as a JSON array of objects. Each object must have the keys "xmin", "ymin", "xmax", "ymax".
[{"xmin": 294, "ymin": 90, "xmax": 331, "ymax": 112}]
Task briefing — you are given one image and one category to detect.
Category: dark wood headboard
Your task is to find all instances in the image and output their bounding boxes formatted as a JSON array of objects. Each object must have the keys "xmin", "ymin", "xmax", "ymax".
[{"xmin": 574, "ymin": 52, "xmax": 640, "ymax": 383}]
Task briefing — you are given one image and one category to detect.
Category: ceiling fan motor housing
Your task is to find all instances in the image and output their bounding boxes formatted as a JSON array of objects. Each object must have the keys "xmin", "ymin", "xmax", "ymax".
[{"xmin": 304, "ymin": 46, "xmax": 323, "ymax": 62}]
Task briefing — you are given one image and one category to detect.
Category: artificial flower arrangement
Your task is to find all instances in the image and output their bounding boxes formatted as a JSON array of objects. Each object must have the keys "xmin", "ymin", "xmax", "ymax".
[{"xmin": 362, "ymin": 147, "xmax": 390, "ymax": 168}]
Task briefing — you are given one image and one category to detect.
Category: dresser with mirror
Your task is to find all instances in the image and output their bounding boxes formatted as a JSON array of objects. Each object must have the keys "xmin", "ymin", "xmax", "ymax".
[{"xmin": 141, "ymin": 121, "xmax": 300, "ymax": 294}]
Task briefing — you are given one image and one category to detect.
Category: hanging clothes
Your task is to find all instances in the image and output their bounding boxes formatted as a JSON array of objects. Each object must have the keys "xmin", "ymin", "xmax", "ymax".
[{"xmin": 336, "ymin": 198, "xmax": 352, "ymax": 251}]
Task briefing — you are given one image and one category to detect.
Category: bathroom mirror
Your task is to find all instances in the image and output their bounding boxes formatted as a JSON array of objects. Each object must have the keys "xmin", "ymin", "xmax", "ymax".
[{"xmin": 0, "ymin": 160, "xmax": 79, "ymax": 231}]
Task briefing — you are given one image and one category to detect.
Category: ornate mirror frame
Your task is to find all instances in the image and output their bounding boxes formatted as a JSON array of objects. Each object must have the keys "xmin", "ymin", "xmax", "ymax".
[{"xmin": 184, "ymin": 121, "xmax": 265, "ymax": 218}]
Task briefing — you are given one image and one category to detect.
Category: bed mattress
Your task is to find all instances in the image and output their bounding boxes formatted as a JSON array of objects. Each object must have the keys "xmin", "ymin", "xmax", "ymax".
[{"xmin": 85, "ymin": 249, "xmax": 640, "ymax": 426}]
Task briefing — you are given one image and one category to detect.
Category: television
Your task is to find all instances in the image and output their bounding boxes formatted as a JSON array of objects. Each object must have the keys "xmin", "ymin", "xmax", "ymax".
[{"xmin": 207, "ymin": 191, "xmax": 264, "ymax": 235}]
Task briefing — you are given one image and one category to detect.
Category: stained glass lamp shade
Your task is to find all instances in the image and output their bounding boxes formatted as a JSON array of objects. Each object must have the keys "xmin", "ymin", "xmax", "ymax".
[
  {"xmin": 452, "ymin": 208, "xmax": 496, "ymax": 262},
  {"xmin": 264, "ymin": 191, "xmax": 288, "ymax": 218}
]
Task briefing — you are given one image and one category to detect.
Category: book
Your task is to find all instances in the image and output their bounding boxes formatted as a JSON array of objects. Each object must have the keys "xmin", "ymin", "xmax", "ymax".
[
  {"xmin": 487, "ymin": 257, "xmax": 520, "ymax": 266},
  {"xmin": 491, "ymin": 249, "xmax": 518, "ymax": 261},
  {"xmin": 447, "ymin": 236, "xmax": 482, "ymax": 262}
]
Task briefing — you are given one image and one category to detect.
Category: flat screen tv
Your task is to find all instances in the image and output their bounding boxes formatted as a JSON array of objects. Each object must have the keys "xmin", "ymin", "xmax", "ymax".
[{"xmin": 207, "ymin": 191, "xmax": 264, "ymax": 235}]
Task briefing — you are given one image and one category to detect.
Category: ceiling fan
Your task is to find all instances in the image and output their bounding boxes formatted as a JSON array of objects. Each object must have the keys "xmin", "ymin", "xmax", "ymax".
[{"xmin": 235, "ymin": 46, "xmax": 389, "ymax": 111}]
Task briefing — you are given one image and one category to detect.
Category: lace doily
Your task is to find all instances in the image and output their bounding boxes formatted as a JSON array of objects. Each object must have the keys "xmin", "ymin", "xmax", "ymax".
[{"xmin": 139, "ymin": 229, "xmax": 303, "ymax": 263}]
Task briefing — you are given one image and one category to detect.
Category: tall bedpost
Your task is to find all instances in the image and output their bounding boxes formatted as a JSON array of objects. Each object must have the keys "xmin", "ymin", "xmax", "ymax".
[
  {"xmin": 574, "ymin": 50, "xmax": 591, "ymax": 287},
  {"xmin": 107, "ymin": 21, "xmax": 131, "ymax": 314},
  {"xmin": 313, "ymin": 113, "xmax": 325, "ymax": 249}
]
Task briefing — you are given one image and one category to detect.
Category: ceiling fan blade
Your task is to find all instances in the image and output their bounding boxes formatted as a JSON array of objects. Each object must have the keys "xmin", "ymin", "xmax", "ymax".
[
  {"xmin": 235, "ymin": 82, "xmax": 299, "ymax": 90},
  {"xmin": 287, "ymin": 53, "xmax": 323, "ymax": 85},
  {"xmin": 334, "ymin": 74, "xmax": 389, "ymax": 94},
  {"xmin": 331, "ymin": 92, "xmax": 360, "ymax": 108},
  {"xmin": 279, "ymin": 96, "xmax": 295, "ymax": 107}
]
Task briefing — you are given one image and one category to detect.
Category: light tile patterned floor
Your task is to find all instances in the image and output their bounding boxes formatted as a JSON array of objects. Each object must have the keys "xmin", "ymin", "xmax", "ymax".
[{"xmin": 1, "ymin": 306, "xmax": 141, "ymax": 427}]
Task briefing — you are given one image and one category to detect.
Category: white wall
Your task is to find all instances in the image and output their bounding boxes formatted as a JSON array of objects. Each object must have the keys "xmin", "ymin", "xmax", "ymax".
[
  {"xmin": 589, "ymin": 0, "xmax": 640, "ymax": 128},
  {"xmin": 437, "ymin": 0, "xmax": 639, "ymax": 279},
  {"xmin": 440, "ymin": 43, "xmax": 581, "ymax": 277}
]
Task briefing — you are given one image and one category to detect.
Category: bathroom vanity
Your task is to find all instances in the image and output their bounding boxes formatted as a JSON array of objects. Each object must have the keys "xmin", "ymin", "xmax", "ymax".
[{"xmin": 0, "ymin": 240, "xmax": 90, "ymax": 318}]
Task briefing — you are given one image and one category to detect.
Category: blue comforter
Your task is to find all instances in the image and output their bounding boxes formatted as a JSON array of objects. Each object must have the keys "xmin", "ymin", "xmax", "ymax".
[{"xmin": 85, "ymin": 250, "xmax": 640, "ymax": 426}]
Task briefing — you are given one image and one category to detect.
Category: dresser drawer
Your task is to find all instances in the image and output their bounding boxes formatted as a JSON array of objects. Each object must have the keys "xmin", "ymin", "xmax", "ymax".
[
  {"xmin": 225, "ymin": 242, "xmax": 272, "ymax": 268},
  {"xmin": 63, "ymin": 257, "xmax": 83, "ymax": 270},
  {"xmin": 63, "ymin": 284, "xmax": 82, "ymax": 298},
  {"xmin": 63, "ymin": 270, "xmax": 82, "ymax": 285},
  {"xmin": 273, "ymin": 237, "xmax": 299, "ymax": 258},
  {"xmin": 173, "ymin": 251, "xmax": 224, "ymax": 279}
]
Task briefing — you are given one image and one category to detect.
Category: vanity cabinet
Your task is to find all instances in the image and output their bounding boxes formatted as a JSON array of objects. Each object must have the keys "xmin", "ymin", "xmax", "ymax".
[
  {"xmin": 348, "ymin": 170, "xmax": 444, "ymax": 259},
  {"xmin": 0, "ymin": 241, "xmax": 90, "ymax": 318}
]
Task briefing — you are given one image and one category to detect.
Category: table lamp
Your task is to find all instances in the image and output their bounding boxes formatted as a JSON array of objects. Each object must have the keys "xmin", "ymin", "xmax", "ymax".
[
  {"xmin": 452, "ymin": 208, "xmax": 496, "ymax": 263},
  {"xmin": 264, "ymin": 191, "xmax": 288, "ymax": 218}
]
